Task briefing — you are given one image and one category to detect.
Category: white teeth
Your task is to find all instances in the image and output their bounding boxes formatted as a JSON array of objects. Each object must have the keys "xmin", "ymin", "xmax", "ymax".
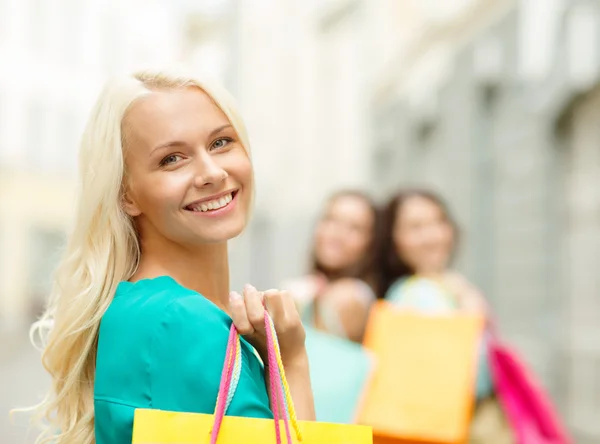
[{"xmin": 188, "ymin": 192, "xmax": 234, "ymax": 213}]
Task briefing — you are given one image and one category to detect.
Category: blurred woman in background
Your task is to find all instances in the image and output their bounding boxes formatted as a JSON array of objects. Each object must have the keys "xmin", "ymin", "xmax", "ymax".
[
  {"xmin": 379, "ymin": 189, "xmax": 486, "ymax": 312},
  {"xmin": 283, "ymin": 190, "xmax": 379, "ymax": 343},
  {"xmin": 378, "ymin": 189, "xmax": 512, "ymax": 443}
]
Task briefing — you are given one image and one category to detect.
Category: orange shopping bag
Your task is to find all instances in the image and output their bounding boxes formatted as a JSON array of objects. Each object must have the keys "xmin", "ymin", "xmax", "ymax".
[
  {"xmin": 132, "ymin": 313, "xmax": 372, "ymax": 443},
  {"xmin": 357, "ymin": 301, "xmax": 484, "ymax": 444}
]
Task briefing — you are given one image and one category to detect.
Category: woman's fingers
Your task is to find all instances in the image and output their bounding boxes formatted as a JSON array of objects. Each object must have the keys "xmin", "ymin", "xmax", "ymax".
[
  {"xmin": 230, "ymin": 285, "xmax": 303, "ymax": 335},
  {"xmin": 265, "ymin": 289, "xmax": 306, "ymax": 360},
  {"xmin": 281, "ymin": 289, "xmax": 300, "ymax": 315},
  {"xmin": 263, "ymin": 289, "xmax": 285, "ymax": 323},
  {"xmin": 243, "ymin": 284, "xmax": 266, "ymax": 333},
  {"xmin": 229, "ymin": 291, "xmax": 254, "ymax": 335},
  {"xmin": 230, "ymin": 285, "xmax": 307, "ymax": 366},
  {"xmin": 265, "ymin": 290, "xmax": 303, "ymax": 332}
]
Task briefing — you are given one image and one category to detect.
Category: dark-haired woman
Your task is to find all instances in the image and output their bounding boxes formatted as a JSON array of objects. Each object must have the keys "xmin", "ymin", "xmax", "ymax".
[{"xmin": 379, "ymin": 189, "xmax": 511, "ymax": 444}]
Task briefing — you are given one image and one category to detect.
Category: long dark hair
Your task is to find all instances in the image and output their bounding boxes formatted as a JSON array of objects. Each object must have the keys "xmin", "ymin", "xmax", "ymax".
[
  {"xmin": 378, "ymin": 189, "xmax": 458, "ymax": 298},
  {"xmin": 310, "ymin": 190, "xmax": 380, "ymax": 288}
]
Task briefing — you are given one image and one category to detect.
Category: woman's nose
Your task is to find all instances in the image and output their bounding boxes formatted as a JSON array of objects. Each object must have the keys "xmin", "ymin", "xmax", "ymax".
[{"xmin": 193, "ymin": 155, "xmax": 228, "ymax": 188}]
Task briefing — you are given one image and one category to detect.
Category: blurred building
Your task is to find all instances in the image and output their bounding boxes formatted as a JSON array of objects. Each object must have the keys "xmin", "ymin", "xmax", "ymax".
[
  {"xmin": 369, "ymin": 0, "xmax": 600, "ymax": 441},
  {"xmin": 0, "ymin": 0, "xmax": 184, "ymax": 329},
  {"xmin": 224, "ymin": 0, "xmax": 373, "ymax": 290},
  {"xmin": 0, "ymin": 0, "xmax": 373, "ymax": 324},
  {"xmin": 2, "ymin": 0, "xmax": 598, "ymax": 438}
]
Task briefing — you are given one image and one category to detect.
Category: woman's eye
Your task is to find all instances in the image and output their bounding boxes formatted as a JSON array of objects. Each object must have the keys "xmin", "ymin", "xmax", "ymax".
[
  {"xmin": 160, "ymin": 154, "xmax": 181, "ymax": 166},
  {"xmin": 211, "ymin": 138, "xmax": 232, "ymax": 150}
]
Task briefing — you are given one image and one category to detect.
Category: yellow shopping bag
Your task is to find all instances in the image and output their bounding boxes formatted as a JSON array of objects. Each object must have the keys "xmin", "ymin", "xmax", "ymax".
[
  {"xmin": 132, "ymin": 313, "xmax": 372, "ymax": 444},
  {"xmin": 358, "ymin": 301, "xmax": 483, "ymax": 444},
  {"xmin": 132, "ymin": 409, "xmax": 373, "ymax": 443}
]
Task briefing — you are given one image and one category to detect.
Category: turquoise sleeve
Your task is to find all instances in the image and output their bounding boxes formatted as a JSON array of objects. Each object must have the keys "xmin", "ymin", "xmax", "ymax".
[{"xmin": 149, "ymin": 296, "xmax": 273, "ymax": 419}]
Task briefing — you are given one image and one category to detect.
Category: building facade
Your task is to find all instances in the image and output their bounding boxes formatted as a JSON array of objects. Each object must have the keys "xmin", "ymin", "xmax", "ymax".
[
  {"xmin": 222, "ymin": 0, "xmax": 373, "ymax": 290},
  {"xmin": 2, "ymin": 0, "xmax": 597, "ymax": 439},
  {"xmin": 369, "ymin": 0, "xmax": 600, "ymax": 441}
]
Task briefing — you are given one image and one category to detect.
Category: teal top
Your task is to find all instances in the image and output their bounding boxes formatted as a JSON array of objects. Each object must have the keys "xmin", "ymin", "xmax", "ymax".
[{"xmin": 94, "ymin": 276, "xmax": 272, "ymax": 444}]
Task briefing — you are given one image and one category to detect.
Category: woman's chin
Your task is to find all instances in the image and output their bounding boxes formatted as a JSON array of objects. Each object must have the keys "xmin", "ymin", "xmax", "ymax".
[{"xmin": 190, "ymin": 221, "xmax": 247, "ymax": 245}]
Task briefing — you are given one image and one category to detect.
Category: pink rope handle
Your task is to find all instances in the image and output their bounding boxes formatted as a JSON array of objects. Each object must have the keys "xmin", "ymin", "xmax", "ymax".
[
  {"xmin": 266, "ymin": 317, "xmax": 282, "ymax": 442},
  {"xmin": 210, "ymin": 324, "xmax": 238, "ymax": 444},
  {"xmin": 264, "ymin": 314, "xmax": 293, "ymax": 444},
  {"xmin": 210, "ymin": 313, "xmax": 295, "ymax": 444}
]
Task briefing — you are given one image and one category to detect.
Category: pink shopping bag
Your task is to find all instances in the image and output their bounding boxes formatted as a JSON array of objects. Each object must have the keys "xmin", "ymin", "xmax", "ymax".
[{"xmin": 489, "ymin": 332, "xmax": 572, "ymax": 444}]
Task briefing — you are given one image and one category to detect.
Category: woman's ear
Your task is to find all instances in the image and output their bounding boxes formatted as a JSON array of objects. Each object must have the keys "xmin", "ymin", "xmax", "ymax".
[{"xmin": 121, "ymin": 188, "xmax": 142, "ymax": 217}]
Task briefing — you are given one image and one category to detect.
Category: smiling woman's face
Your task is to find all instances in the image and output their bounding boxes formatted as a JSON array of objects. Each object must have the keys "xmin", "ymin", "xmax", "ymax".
[
  {"xmin": 392, "ymin": 195, "xmax": 454, "ymax": 274},
  {"xmin": 121, "ymin": 87, "xmax": 253, "ymax": 246},
  {"xmin": 314, "ymin": 195, "xmax": 375, "ymax": 273}
]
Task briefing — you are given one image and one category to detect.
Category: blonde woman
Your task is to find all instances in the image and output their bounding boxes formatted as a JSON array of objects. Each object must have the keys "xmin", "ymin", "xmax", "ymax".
[{"xmin": 24, "ymin": 69, "xmax": 315, "ymax": 444}]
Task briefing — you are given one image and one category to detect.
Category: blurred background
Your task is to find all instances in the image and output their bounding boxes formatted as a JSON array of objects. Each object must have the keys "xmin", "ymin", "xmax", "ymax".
[{"xmin": 1, "ymin": 0, "xmax": 599, "ymax": 442}]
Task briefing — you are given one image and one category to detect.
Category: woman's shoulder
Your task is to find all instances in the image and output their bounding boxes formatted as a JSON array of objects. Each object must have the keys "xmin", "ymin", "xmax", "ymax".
[
  {"xmin": 112, "ymin": 275, "xmax": 195, "ymax": 302},
  {"xmin": 98, "ymin": 275, "xmax": 229, "ymax": 363},
  {"xmin": 105, "ymin": 276, "xmax": 222, "ymax": 324},
  {"xmin": 97, "ymin": 276, "xmax": 232, "ymax": 391}
]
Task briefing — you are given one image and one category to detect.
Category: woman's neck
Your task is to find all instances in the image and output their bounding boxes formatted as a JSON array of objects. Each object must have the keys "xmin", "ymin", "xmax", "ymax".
[{"xmin": 132, "ymin": 238, "xmax": 230, "ymax": 311}]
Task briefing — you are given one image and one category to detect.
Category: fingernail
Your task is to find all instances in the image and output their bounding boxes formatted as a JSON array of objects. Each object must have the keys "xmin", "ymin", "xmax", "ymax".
[
  {"xmin": 244, "ymin": 284, "xmax": 256, "ymax": 292},
  {"xmin": 229, "ymin": 291, "xmax": 242, "ymax": 301}
]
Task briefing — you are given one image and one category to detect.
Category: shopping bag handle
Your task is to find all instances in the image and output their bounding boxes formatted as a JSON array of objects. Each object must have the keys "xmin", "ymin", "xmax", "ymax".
[
  {"xmin": 210, "ymin": 312, "xmax": 302, "ymax": 444},
  {"xmin": 210, "ymin": 324, "xmax": 242, "ymax": 443},
  {"xmin": 265, "ymin": 312, "xmax": 298, "ymax": 443}
]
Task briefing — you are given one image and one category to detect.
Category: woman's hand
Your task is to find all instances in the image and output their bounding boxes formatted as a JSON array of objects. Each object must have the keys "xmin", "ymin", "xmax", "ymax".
[
  {"xmin": 229, "ymin": 284, "xmax": 307, "ymax": 368},
  {"xmin": 229, "ymin": 284, "xmax": 315, "ymax": 421}
]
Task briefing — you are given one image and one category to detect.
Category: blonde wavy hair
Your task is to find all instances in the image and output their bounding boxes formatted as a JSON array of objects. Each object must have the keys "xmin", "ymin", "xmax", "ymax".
[{"xmin": 23, "ymin": 68, "xmax": 252, "ymax": 444}]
